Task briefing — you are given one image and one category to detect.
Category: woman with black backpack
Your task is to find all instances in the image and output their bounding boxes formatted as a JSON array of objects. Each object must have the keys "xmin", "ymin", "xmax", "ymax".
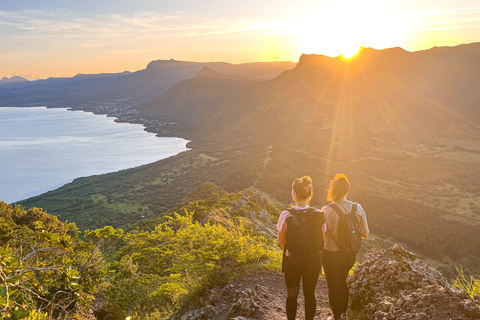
[
  {"xmin": 322, "ymin": 174, "xmax": 369, "ymax": 320},
  {"xmin": 277, "ymin": 176, "xmax": 325, "ymax": 320}
]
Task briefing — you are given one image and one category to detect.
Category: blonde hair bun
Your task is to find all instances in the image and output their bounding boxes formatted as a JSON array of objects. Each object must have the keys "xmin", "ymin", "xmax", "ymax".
[
  {"xmin": 302, "ymin": 176, "xmax": 312, "ymax": 186},
  {"xmin": 292, "ymin": 176, "xmax": 313, "ymax": 202}
]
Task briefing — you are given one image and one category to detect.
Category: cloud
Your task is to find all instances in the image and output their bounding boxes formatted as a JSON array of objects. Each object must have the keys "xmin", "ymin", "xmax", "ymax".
[
  {"xmin": 80, "ymin": 42, "xmax": 112, "ymax": 48},
  {"xmin": 0, "ymin": 9, "xmax": 277, "ymax": 43}
]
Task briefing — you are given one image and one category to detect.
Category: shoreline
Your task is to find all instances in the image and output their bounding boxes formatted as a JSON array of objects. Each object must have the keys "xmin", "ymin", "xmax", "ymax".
[
  {"xmin": 68, "ymin": 105, "xmax": 179, "ymax": 138},
  {"xmin": 3, "ymin": 104, "xmax": 192, "ymax": 144},
  {"xmin": 0, "ymin": 106, "xmax": 190, "ymax": 204}
]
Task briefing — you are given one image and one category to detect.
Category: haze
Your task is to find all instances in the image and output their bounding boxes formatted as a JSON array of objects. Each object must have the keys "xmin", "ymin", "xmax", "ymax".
[{"xmin": 2, "ymin": 0, "xmax": 480, "ymax": 80}]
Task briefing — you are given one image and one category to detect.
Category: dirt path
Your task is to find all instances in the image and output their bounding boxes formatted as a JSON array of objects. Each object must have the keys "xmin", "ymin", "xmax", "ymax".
[
  {"xmin": 227, "ymin": 271, "xmax": 333, "ymax": 320},
  {"xmin": 178, "ymin": 271, "xmax": 334, "ymax": 320}
]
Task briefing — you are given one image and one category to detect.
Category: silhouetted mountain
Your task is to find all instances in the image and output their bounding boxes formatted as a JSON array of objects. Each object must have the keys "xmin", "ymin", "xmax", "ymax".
[
  {"xmin": 0, "ymin": 60, "xmax": 295, "ymax": 107},
  {"xmin": 0, "ymin": 71, "xmax": 131, "ymax": 106},
  {"xmin": 91, "ymin": 59, "xmax": 295, "ymax": 103},
  {"xmin": 138, "ymin": 43, "xmax": 480, "ymax": 145},
  {"xmin": 0, "ymin": 76, "xmax": 29, "ymax": 89},
  {"xmin": 0, "ymin": 76, "xmax": 28, "ymax": 84}
]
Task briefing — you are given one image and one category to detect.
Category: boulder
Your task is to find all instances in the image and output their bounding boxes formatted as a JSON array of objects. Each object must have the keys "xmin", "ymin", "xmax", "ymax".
[{"xmin": 349, "ymin": 244, "xmax": 480, "ymax": 319}]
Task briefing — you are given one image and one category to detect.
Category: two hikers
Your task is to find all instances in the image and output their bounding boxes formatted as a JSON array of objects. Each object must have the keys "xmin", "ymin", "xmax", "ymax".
[{"xmin": 277, "ymin": 174, "xmax": 369, "ymax": 320}]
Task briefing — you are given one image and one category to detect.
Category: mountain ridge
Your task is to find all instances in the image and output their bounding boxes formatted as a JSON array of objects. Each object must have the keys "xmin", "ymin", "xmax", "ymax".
[{"xmin": 0, "ymin": 59, "xmax": 295, "ymax": 107}]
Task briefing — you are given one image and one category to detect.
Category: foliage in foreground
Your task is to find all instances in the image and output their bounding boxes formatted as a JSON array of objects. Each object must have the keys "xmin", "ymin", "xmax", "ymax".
[
  {"xmin": 0, "ymin": 201, "xmax": 108, "ymax": 320},
  {"xmin": 107, "ymin": 212, "xmax": 281, "ymax": 319},
  {"xmin": 2, "ymin": 184, "xmax": 283, "ymax": 319}
]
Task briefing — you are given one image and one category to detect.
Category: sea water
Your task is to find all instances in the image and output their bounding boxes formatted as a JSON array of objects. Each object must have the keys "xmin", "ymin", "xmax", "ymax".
[{"xmin": 0, "ymin": 107, "xmax": 188, "ymax": 203}]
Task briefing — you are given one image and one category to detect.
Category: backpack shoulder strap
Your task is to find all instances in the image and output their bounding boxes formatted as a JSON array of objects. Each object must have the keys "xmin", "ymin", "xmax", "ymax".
[
  {"xmin": 327, "ymin": 203, "xmax": 343, "ymax": 249},
  {"xmin": 351, "ymin": 203, "xmax": 357, "ymax": 215},
  {"xmin": 328, "ymin": 203, "xmax": 344, "ymax": 217},
  {"xmin": 350, "ymin": 203, "xmax": 361, "ymax": 229},
  {"xmin": 284, "ymin": 208, "xmax": 297, "ymax": 255},
  {"xmin": 287, "ymin": 208, "xmax": 298, "ymax": 215}
]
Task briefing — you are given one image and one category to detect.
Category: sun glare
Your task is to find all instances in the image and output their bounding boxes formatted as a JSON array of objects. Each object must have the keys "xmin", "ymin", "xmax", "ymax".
[
  {"xmin": 341, "ymin": 46, "xmax": 361, "ymax": 59},
  {"xmin": 295, "ymin": 0, "xmax": 404, "ymax": 58}
]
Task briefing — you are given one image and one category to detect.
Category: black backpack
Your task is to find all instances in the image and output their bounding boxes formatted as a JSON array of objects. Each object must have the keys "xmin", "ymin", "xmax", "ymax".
[
  {"xmin": 328, "ymin": 203, "xmax": 361, "ymax": 253},
  {"xmin": 284, "ymin": 207, "xmax": 324, "ymax": 264}
]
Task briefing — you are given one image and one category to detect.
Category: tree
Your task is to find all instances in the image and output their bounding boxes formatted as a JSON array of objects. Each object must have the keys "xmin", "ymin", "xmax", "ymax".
[{"xmin": 0, "ymin": 202, "xmax": 108, "ymax": 319}]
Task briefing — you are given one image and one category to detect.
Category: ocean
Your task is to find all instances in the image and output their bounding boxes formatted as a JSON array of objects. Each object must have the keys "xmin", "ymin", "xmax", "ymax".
[{"xmin": 0, "ymin": 107, "xmax": 188, "ymax": 203}]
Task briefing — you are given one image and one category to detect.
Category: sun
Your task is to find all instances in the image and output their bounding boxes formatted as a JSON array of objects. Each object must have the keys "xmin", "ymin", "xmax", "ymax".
[
  {"xmin": 295, "ymin": 0, "xmax": 403, "ymax": 59},
  {"xmin": 340, "ymin": 45, "xmax": 361, "ymax": 60}
]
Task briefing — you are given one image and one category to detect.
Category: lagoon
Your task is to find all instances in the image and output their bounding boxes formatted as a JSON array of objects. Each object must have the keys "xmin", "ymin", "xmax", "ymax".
[{"xmin": 0, "ymin": 107, "xmax": 188, "ymax": 203}]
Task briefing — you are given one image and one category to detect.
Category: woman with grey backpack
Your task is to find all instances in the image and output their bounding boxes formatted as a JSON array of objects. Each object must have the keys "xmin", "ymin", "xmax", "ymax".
[{"xmin": 321, "ymin": 174, "xmax": 369, "ymax": 320}]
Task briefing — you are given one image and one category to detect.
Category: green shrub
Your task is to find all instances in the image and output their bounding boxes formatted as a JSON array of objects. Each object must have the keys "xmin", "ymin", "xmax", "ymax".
[
  {"xmin": 108, "ymin": 212, "xmax": 281, "ymax": 318},
  {"xmin": 0, "ymin": 201, "xmax": 108, "ymax": 319}
]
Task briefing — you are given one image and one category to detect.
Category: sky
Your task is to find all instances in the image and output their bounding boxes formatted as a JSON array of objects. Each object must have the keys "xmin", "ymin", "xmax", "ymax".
[{"xmin": 1, "ymin": 0, "xmax": 480, "ymax": 80}]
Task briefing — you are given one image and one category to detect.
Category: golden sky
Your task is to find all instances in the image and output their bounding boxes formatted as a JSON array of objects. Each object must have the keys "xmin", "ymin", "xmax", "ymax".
[{"xmin": 1, "ymin": 0, "xmax": 480, "ymax": 79}]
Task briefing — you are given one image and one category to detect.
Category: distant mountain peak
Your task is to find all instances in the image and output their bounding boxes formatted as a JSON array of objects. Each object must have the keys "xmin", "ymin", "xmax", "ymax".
[
  {"xmin": 0, "ymin": 76, "xmax": 28, "ymax": 84},
  {"xmin": 295, "ymin": 53, "xmax": 342, "ymax": 70},
  {"xmin": 146, "ymin": 59, "xmax": 197, "ymax": 69},
  {"xmin": 193, "ymin": 67, "xmax": 228, "ymax": 79},
  {"xmin": 295, "ymin": 46, "xmax": 413, "ymax": 71}
]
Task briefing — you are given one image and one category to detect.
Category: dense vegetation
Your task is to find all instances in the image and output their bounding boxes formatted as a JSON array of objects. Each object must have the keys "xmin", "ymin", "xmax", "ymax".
[
  {"xmin": 2, "ymin": 184, "xmax": 282, "ymax": 319},
  {"xmin": 0, "ymin": 202, "xmax": 107, "ymax": 319},
  {"xmin": 107, "ymin": 212, "xmax": 280, "ymax": 319}
]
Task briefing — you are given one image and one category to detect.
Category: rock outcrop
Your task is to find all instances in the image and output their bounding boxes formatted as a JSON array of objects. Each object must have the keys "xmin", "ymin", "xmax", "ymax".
[
  {"xmin": 229, "ymin": 191, "xmax": 276, "ymax": 238},
  {"xmin": 349, "ymin": 244, "xmax": 480, "ymax": 319},
  {"xmin": 171, "ymin": 282, "xmax": 263, "ymax": 320},
  {"xmin": 199, "ymin": 189, "xmax": 276, "ymax": 238}
]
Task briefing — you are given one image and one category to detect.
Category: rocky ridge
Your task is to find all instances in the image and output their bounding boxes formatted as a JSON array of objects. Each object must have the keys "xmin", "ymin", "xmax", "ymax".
[
  {"xmin": 349, "ymin": 244, "xmax": 480, "ymax": 319},
  {"xmin": 170, "ymin": 244, "xmax": 480, "ymax": 320}
]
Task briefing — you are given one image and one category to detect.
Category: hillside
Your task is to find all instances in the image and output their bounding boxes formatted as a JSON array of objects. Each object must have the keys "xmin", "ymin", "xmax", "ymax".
[
  {"xmin": 138, "ymin": 43, "xmax": 480, "ymax": 142},
  {"xmin": 18, "ymin": 43, "xmax": 480, "ymax": 278},
  {"xmin": 7, "ymin": 187, "xmax": 480, "ymax": 320},
  {"xmin": 193, "ymin": 67, "xmax": 261, "ymax": 80}
]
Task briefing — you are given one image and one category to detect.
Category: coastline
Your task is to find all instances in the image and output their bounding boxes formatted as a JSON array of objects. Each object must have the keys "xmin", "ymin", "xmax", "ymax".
[
  {"xmin": 0, "ymin": 106, "xmax": 189, "ymax": 204},
  {"xmin": 2, "ymin": 103, "xmax": 185, "ymax": 142},
  {"xmin": 68, "ymin": 104, "xmax": 182, "ymax": 140}
]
